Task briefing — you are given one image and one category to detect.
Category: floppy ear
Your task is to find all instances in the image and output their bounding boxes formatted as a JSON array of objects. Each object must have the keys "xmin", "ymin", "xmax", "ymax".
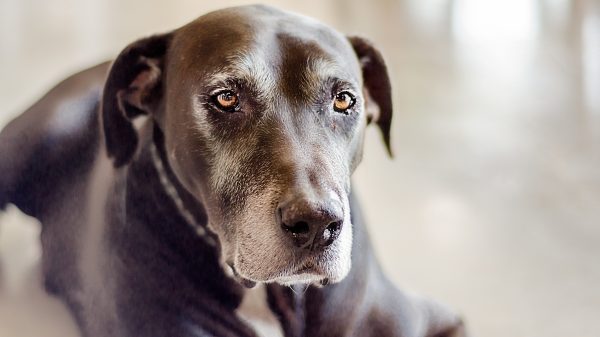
[
  {"xmin": 347, "ymin": 36, "xmax": 393, "ymax": 157},
  {"xmin": 101, "ymin": 33, "xmax": 172, "ymax": 167}
]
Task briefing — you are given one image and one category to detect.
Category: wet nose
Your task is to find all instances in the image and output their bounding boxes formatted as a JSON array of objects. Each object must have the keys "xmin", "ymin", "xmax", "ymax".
[{"xmin": 277, "ymin": 196, "xmax": 344, "ymax": 250}]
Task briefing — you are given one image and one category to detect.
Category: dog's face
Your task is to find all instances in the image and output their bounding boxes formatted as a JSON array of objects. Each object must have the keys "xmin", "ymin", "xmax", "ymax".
[{"xmin": 102, "ymin": 5, "xmax": 392, "ymax": 286}]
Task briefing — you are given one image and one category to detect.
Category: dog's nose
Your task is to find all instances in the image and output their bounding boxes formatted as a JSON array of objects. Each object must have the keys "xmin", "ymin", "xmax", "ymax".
[{"xmin": 278, "ymin": 197, "xmax": 343, "ymax": 250}]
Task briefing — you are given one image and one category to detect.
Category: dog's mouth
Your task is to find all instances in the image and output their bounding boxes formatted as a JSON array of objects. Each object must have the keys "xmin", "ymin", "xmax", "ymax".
[
  {"xmin": 228, "ymin": 258, "xmax": 331, "ymax": 288},
  {"xmin": 274, "ymin": 261, "xmax": 331, "ymax": 286}
]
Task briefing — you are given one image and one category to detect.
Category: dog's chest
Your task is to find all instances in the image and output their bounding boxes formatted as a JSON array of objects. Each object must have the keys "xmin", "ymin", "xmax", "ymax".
[{"xmin": 236, "ymin": 285, "xmax": 284, "ymax": 337}]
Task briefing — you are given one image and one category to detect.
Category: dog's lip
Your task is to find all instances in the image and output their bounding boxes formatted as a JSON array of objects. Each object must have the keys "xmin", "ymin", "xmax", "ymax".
[
  {"xmin": 294, "ymin": 261, "xmax": 319, "ymax": 274},
  {"xmin": 288, "ymin": 262, "xmax": 330, "ymax": 286},
  {"xmin": 284, "ymin": 260, "xmax": 330, "ymax": 282},
  {"xmin": 229, "ymin": 259, "xmax": 327, "ymax": 287},
  {"xmin": 227, "ymin": 262, "xmax": 258, "ymax": 288}
]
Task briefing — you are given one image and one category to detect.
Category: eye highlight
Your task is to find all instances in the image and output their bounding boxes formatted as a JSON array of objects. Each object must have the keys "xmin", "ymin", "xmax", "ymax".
[
  {"xmin": 212, "ymin": 90, "xmax": 240, "ymax": 112},
  {"xmin": 333, "ymin": 91, "xmax": 356, "ymax": 114}
]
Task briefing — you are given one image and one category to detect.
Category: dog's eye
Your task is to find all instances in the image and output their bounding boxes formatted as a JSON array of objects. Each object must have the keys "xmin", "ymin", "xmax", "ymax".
[
  {"xmin": 333, "ymin": 91, "xmax": 356, "ymax": 114},
  {"xmin": 212, "ymin": 90, "xmax": 240, "ymax": 112}
]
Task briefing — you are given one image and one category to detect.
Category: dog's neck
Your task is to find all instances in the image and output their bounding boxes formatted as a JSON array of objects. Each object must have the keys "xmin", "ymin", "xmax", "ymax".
[
  {"xmin": 117, "ymin": 123, "xmax": 247, "ymax": 307},
  {"xmin": 148, "ymin": 127, "xmax": 217, "ymax": 247}
]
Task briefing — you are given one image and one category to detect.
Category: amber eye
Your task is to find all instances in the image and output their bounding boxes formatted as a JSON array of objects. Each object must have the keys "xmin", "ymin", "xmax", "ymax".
[
  {"xmin": 333, "ymin": 91, "xmax": 356, "ymax": 113},
  {"xmin": 213, "ymin": 90, "xmax": 240, "ymax": 112}
]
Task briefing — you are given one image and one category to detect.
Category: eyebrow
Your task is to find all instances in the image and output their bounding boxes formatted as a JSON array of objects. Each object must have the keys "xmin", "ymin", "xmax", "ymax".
[
  {"xmin": 204, "ymin": 53, "xmax": 359, "ymax": 99},
  {"xmin": 203, "ymin": 53, "xmax": 278, "ymax": 98},
  {"xmin": 307, "ymin": 58, "xmax": 353, "ymax": 81}
]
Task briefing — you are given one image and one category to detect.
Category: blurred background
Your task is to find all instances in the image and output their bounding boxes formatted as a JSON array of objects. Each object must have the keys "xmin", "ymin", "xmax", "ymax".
[{"xmin": 0, "ymin": 0, "xmax": 599, "ymax": 336}]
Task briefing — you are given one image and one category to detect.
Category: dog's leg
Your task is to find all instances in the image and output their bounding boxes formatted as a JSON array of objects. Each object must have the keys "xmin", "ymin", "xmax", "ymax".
[
  {"xmin": 266, "ymin": 193, "xmax": 468, "ymax": 337},
  {"xmin": 413, "ymin": 295, "xmax": 468, "ymax": 337},
  {"xmin": 434, "ymin": 321, "xmax": 468, "ymax": 337}
]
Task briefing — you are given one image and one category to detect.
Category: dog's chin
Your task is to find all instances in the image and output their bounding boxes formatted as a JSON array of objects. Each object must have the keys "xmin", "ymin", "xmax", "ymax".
[
  {"xmin": 272, "ymin": 273, "xmax": 325, "ymax": 286},
  {"xmin": 231, "ymin": 255, "xmax": 351, "ymax": 288}
]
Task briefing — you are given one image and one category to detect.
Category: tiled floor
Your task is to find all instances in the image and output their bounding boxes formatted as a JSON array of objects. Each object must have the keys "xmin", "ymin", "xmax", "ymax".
[{"xmin": 1, "ymin": 0, "xmax": 599, "ymax": 336}]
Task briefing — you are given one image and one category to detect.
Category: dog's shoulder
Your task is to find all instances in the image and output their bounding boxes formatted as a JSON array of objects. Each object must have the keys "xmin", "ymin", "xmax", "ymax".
[{"xmin": 0, "ymin": 62, "xmax": 110, "ymax": 216}]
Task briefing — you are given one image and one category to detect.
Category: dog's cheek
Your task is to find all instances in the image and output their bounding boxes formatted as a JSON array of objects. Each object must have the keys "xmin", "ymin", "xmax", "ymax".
[
  {"xmin": 331, "ymin": 226, "xmax": 353, "ymax": 282},
  {"xmin": 348, "ymin": 115, "xmax": 368, "ymax": 174},
  {"xmin": 232, "ymin": 187, "xmax": 292, "ymax": 280},
  {"xmin": 166, "ymin": 137, "xmax": 241, "ymax": 256},
  {"xmin": 235, "ymin": 226, "xmax": 292, "ymax": 281},
  {"xmin": 323, "ymin": 195, "xmax": 354, "ymax": 283}
]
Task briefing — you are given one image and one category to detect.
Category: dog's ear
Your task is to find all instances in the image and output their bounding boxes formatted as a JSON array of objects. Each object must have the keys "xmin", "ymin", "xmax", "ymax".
[
  {"xmin": 347, "ymin": 36, "xmax": 393, "ymax": 157},
  {"xmin": 101, "ymin": 33, "xmax": 172, "ymax": 167}
]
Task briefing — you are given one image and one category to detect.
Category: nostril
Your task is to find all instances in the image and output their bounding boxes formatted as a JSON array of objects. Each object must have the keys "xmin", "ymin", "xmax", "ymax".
[
  {"xmin": 282, "ymin": 221, "xmax": 310, "ymax": 235},
  {"xmin": 325, "ymin": 221, "xmax": 342, "ymax": 232},
  {"xmin": 326, "ymin": 221, "xmax": 341, "ymax": 233},
  {"xmin": 278, "ymin": 197, "xmax": 344, "ymax": 249},
  {"xmin": 322, "ymin": 221, "xmax": 342, "ymax": 246}
]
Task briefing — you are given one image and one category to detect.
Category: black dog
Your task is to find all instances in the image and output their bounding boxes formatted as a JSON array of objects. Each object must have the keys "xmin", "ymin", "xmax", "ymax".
[{"xmin": 0, "ymin": 5, "xmax": 467, "ymax": 337}]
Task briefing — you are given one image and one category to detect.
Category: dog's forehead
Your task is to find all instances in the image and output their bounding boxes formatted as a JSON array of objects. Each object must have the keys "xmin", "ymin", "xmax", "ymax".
[{"xmin": 170, "ymin": 5, "xmax": 361, "ymax": 92}]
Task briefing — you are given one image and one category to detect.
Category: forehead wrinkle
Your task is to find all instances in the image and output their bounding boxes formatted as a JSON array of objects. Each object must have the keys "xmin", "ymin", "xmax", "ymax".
[
  {"xmin": 306, "ymin": 58, "xmax": 361, "ymax": 94},
  {"xmin": 202, "ymin": 51, "xmax": 277, "ymax": 101},
  {"xmin": 230, "ymin": 50, "xmax": 277, "ymax": 97}
]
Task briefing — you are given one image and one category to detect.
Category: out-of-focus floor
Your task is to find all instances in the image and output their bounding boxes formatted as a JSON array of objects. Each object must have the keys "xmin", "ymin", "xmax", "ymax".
[{"xmin": 1, "ymin": 0, "xmax": 599, "ymax": 336}]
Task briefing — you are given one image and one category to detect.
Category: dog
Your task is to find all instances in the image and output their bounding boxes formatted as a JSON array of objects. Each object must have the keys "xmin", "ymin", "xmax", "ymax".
[{"xmin": 0, "ymin": 5, "xmax": 467, "ymax": 337}]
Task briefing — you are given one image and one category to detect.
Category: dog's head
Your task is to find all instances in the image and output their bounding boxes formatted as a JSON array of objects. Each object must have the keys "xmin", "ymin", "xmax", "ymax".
[{"xmin": 101, "ymin": 5, "xmax": 392, "ymax": 286}]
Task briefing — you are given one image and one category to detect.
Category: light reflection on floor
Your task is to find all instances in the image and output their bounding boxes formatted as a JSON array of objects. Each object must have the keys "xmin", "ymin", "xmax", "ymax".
[{"xmin": 0, "ymin": 1, "xmax": 599, "ymax": 337}]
